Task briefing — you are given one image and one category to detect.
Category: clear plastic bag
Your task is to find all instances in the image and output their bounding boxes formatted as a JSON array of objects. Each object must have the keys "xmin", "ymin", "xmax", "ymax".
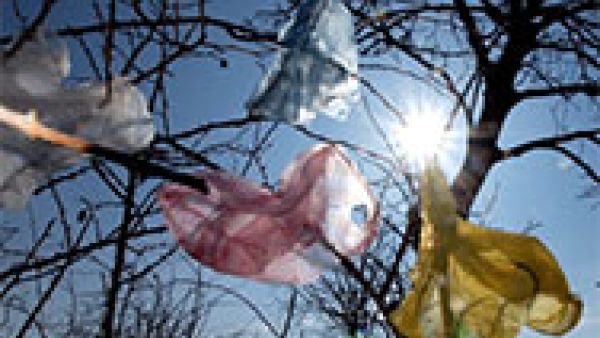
[
  {"xmin": 0, "ymin": 37, "xmax": 154, "ymax": 209},
  {"xmin": 247, "ymin": 0, "xmax": 358, "ymax": 124}
]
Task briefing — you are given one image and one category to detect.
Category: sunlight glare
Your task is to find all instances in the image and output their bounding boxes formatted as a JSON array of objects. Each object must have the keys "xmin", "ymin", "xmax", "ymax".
[{"xmin": 395, "ymin": 105, "xmax": 454, "ymax": 170}]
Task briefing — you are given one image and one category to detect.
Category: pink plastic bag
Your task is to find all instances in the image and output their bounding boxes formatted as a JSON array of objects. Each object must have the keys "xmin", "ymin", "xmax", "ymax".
[{"xmin": 158, "ymin": 144, "xmax": 378, "ymax": 284}]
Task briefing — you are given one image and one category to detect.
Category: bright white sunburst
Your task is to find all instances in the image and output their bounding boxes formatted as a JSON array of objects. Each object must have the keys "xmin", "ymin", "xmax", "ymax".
[{"xmin": 394, "ymin": 102, "xmax": 462, "ymax": 171}]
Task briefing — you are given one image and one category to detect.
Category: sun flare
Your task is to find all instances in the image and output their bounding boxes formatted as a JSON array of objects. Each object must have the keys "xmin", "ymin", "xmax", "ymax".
[{"xmin": 395, "ymin": 104, "xmax": 459, "ymax": 170}]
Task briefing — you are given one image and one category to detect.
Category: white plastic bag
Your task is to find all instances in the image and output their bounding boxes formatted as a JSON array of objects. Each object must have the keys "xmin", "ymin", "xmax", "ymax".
[
  {"xmin": 247, "ymin": 0, "xmax": 358, "ymax": 124},
  {"xmin": 0, "ymin": 37, "xmax": 154, "ymax": 209}
]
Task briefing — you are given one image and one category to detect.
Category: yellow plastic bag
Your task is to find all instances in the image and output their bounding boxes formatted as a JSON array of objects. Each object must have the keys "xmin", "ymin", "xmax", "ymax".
[{"xmin": 391, "ymin": 165, "xmax": 581, "ymax": 338}]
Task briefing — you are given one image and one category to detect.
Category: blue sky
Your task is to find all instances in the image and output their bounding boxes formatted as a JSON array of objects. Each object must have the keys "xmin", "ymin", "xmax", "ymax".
[{"xmin": 1, "ymin": 1, "xmax": 598, "ymax": 337}]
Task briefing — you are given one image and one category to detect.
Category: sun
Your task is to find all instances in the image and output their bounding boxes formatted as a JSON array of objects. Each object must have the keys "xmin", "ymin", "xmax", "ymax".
[{"xmin": 394, "ymin": 103, "xmax": 458, "ymax": 170}]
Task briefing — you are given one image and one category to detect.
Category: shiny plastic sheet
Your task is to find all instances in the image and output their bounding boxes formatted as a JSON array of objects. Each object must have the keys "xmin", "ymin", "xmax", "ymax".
[
  {"xmin": 0, "ymin": 38, "xmax": 154, "ymax": 209},
  {"xmin": 158, "ymin": 144, "xmax": 378, "ymax": 284},
  {"xmin": 247, "ymin": 0, "xmax": 358, "ymax": 124},
  {"xmin": 391, "ymin": 165, "xmax": 581, "ymax": 338}
]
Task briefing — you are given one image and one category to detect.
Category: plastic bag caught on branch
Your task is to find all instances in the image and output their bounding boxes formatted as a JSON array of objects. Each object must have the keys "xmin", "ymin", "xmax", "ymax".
[
  {"xmin": 391, "ymin": 164, "xmax": 582, "ymax": 338},
  {"xmin": 158, "ymin": 144, "xmax": 379, "ymax": 284},
  {"xmin": 247, "ymin": 0, "xmax": 359, "ymax": 124},
  {"xmin": 0, "ymin": 37, "xmax": 154, "ymax": 209}
]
